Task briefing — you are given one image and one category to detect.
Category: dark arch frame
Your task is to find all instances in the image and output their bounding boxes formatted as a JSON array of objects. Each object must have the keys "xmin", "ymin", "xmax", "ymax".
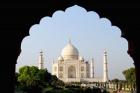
[{"xmin": 0, "ymin": 1, "xmax": 140, "ymax": 93}]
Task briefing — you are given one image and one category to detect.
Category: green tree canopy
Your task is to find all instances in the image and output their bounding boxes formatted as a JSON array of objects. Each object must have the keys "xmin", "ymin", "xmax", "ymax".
[
  {"xmin": 17, "ymin": 66, "xmax": 50, "ymax": 93},
  {"xmin": 123, "ymin": 67, "xmax": 136, "ymax": 82},
  {"xmin": 16, "ymin": 66, "xmax": 64, "ymax": 93}
]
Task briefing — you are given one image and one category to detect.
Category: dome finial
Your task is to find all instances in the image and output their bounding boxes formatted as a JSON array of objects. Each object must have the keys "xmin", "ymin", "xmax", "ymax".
[
  {"xmin": 104, "ymin": 49, "xmax": 107, "ymax": 54},
  {"xmin": 40, "ymin": 50, "xmax": 43, "ymax": 55}
]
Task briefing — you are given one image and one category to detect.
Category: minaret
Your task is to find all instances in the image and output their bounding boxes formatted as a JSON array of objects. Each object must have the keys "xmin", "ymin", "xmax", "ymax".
[
  {"xmin": 38, "ymin": 51, "xmax": 44, "ymax": 69},
  {"xmin": 103, "ymin": 50, "xmax": 109, "ymax": 82},
  {"xmin": 90, "ymin": 58, "xmax": 94, "ymax": 78}
]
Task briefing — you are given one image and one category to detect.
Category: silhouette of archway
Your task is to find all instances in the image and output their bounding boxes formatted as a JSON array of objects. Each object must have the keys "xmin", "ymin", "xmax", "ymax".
[
  {"xmin": 18, "ymin": 5, "xmax": 133, "ymax": 81},
  {"xmin": 1, "ymin": 1, "xmax": 140, "ymax": 93}
]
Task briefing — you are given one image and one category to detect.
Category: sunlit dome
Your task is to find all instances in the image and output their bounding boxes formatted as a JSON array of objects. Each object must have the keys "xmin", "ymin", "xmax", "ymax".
[{"xmin": 61, "ymin": 40, "xmax": 79, "ymax": 60}]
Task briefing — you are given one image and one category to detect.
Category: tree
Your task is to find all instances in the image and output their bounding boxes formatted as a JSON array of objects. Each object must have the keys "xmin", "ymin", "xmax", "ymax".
[
  {"xmin": 110, "ymin": 78, "xmax": 119, "ymax": 89},
  {"xmin": 16, "ymin": 66, "xmax": 65, "ymax": 93},
  {"xmin": 17, "ymin": 66, "xmax": 51, "ymax": 93},
  {"xmin": 35, "ymin": 68, "xmax": 51, "ymax": 87},
  {"xmin": 17, "ymin": 66, "xmax": 43, "ymax": 93},
  {"xmin": 123, "ymin": 67, "xmax": 136, "ymax": 82},
  {"xmin": 50, "ymin": 75, "xmax": 64, "ymax": 87},
  {"xmin": 123, "ymin": 67, "xmax": 136, "ymax": 92}
]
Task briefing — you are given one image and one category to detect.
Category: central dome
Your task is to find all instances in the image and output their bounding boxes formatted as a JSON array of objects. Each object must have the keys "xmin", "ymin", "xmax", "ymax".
[{"xmin": 61, "ymin": 40, "xmax": 79, "ymax": 60}]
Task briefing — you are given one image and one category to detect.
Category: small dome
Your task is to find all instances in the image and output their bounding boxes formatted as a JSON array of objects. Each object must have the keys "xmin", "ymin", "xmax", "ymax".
[
  {"xmin": 58, "ymin": 56, "xmax": 63, "ymax": 61},
  {"xmin": 79, "ymin": 56, "xmax": 84, "ymax": 61},
  {"xmin": 61, "ymin": 40, "xmax": 79, "ymax": 60}
]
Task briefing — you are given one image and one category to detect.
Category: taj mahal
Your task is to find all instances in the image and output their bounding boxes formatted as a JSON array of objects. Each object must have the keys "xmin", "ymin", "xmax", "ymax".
[{"xmin": 38, "ymin": 40, "xmax": 109, "ymax": 83}]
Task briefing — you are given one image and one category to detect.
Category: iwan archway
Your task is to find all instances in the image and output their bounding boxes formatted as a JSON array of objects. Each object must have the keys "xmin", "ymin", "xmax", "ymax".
[
  {"xmin": 1, "ymin": 1, "xmax": 140, "ymax": 93},
  {"xmin": 68, "ymin": 66, "xmax": 76, "ymax": 78}
]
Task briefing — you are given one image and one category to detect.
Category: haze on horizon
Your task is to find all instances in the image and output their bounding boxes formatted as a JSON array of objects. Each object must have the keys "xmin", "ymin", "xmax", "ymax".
[{"xmin": 16, "ymin": 5, "xmax": 134, "ymax": 80}]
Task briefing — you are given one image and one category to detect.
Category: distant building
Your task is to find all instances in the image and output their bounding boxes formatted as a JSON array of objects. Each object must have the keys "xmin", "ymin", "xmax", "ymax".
[{"xmin": 51, "ymin": 39, "xmax": 109, "ymax": 83}]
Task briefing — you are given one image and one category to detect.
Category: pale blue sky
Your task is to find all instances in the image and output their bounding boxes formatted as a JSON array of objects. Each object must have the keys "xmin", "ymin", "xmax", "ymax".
[{"xmin": 16, "ymin": 5, "xmax": 134, "ymax": 80}]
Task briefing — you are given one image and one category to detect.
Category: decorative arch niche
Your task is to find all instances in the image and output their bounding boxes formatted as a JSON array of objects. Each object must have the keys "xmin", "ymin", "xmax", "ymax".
[{"xmin": 68, "ymin": 65, "xmax": 76, "ymax": 78}]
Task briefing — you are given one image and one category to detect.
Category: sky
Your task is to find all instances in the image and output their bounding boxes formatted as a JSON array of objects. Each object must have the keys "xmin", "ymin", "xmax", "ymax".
[{"xmin": 16, "ymin": 5, "xmax": 134, "ymax": 80}]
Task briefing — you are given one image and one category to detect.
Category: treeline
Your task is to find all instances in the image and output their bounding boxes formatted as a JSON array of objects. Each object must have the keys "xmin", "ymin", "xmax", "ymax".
[
  {"xmin": 108, "ymin": 67, "xmax": 136, "ymax": 92},
  {"xmin": 15, "ymin": 66, "xmax": 64, "ymax": 93}
]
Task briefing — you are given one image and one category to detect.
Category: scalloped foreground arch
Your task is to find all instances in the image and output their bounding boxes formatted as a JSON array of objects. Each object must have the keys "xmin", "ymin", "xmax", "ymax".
[{"xmin": 0, "ymin": 1, "xmax": 140, "ymax": 93}]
